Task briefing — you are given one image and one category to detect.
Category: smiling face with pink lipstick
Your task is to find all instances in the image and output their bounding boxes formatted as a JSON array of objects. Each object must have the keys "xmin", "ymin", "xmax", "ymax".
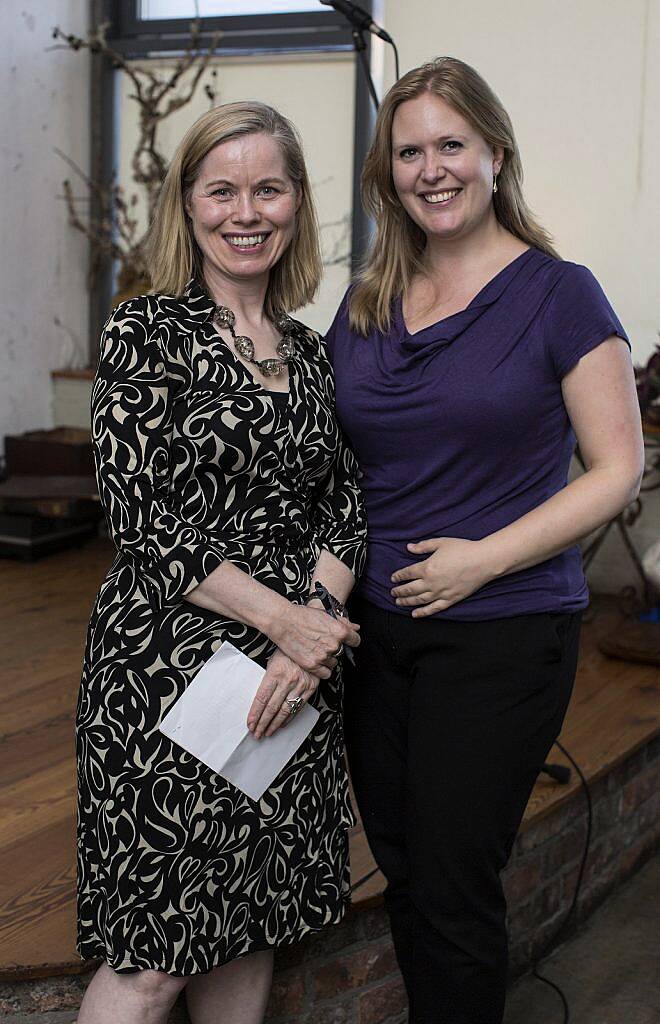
[
  {"xmin": 391, "ymin": 91, "xmax": 503, "ymax": 251},
  {"xmin": 186, "ymin": 131, "xmax": 301, "ymax": 289}
]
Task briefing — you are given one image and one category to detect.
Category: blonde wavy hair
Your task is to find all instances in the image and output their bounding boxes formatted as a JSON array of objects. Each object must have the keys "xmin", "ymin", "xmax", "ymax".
[
  {"xmin": 147, "ymin": 101, "xmax": 322, "ymax": 318},
  {"xmin": 350, "ymin": 57, "xmax": 559, "ymax": 335}
]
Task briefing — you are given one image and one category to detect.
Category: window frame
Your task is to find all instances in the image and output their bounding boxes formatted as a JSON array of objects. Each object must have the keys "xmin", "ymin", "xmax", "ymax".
[{"xmin": 111, "ymin": 1, "xmax": 357, "ymax": 56}]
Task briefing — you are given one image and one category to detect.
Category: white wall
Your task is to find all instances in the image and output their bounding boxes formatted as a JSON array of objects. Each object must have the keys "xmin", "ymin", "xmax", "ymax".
[
  {"xmin": 118, "ymin": 51, "xmax": 355, "ymax": 334},
  {"xmin": 375, "ymin": 0, "xmax": 660, "ymax": 594},
  {"xmin": 0, "ymin": 0, "xmax": 89, "ymax": 450}
]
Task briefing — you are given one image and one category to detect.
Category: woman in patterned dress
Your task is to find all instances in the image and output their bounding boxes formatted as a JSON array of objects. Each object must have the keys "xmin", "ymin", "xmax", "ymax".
[{"xmin": 76, "ymin": 102, "xmax": 366, "ymax": 1024}]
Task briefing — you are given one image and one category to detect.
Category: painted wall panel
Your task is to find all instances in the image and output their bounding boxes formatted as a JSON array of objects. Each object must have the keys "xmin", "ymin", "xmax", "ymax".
[{"xmin": 0, "ymin": 0, "xmax": 90, "ymax": 448}]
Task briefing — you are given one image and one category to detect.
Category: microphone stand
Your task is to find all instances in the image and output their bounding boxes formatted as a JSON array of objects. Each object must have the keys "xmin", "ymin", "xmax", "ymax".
[
  {"xmin": 320, "ymin": 2, "xmax": 400, "ymax": 109},
  {"xmin": 351, "ymin": 27, "xmax": 380, "ymax": 111}
]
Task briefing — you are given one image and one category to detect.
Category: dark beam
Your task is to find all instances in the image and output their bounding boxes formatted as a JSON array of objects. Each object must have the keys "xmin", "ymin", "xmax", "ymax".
[
  {"xmin": 88, "ymin": 0, "xmax": 116, "ymax": 362},
  {"xmin": 350, "ymin": 4, "xmax": 376, "ymax": 276}
]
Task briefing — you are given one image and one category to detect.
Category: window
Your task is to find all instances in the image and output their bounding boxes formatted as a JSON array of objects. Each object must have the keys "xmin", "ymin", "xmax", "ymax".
[
  {"xmin": 140, "ymin": 2, "xmax": 320, "ymax": 16},
  {"xmin": 112, "ymin": 0, "xmax": 356, "ymax": 57}
]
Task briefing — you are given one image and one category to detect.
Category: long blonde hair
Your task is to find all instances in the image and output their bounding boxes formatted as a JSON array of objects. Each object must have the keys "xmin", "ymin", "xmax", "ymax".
[
  {"xmin": 350, "ymin": 57, "xmax": 559, "ymax": 335},
  {"xmin": 147, "ymin": 101, "xmax": 322, "ymax": 318}
]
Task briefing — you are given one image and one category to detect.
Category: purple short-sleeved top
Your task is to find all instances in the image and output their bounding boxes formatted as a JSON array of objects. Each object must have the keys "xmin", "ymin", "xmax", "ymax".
[{"xmin": 326, "ymin": 248, "xmax": 629, "ymax": 620}]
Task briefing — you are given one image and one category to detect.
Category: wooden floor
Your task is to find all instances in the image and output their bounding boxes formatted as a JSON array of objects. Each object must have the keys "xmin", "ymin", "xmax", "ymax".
[{"xmin": 0, "ymin": 538, "xmax": 658, "ymax": 980}]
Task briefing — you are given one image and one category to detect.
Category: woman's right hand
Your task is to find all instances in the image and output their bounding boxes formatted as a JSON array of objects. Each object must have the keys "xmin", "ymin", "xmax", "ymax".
[{"xmin": 267, "ymin": 604, "xmax": 360, "ymax": 680}]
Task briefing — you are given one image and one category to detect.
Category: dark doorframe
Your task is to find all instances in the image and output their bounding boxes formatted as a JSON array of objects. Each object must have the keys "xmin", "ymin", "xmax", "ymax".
[
  {"xmin": 351, "ymin": 10, "xmax": 377, "ymax": 277},
  {"xmin": 88, "ymin": 0, "xmax": 117, "ymax": 356}
]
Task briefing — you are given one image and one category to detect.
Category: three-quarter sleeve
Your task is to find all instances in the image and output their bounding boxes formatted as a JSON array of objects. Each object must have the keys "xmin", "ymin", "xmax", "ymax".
[
  {"xmin": 305, "ymin": 308, "xmax": 366, "ymax": 580},
  {"xmin": 303, "ymin": 302, "xmax": 363, "ymax": 579},
  {"xmin": 311, "ymin": 427, "xmax": 367, "ymax": 581},
  {"xmin": 311, "ymin": 428, "xmax": 368, "ymax": 581},
  {"xmin": 92, "ymin": 297, "xmax": 225, "ymax": 610}
]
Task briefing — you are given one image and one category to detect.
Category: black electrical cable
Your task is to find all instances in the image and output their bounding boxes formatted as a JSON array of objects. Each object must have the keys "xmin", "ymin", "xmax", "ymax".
[
  {"xmin": 349, "ymin": 864, "xmax": 380, "ymax": 895},
  {"xmin": 353, "ymin": 30, "xmax": 380, "ymax": 110},
  {"xmin": 530, "ymin": 739, "xmax": 593, "ymax": 1023},
  {"xmin": 389, "ymin": 38, "xmax": 400, "ymax": 81}
]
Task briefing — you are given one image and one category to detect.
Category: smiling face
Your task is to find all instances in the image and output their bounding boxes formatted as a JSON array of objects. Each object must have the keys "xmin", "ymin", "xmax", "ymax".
[
  {"xmin": 391, "ymin": 91, "xmax": 502, "ymax": 246},
  {"xmin": 186, "ymin": 131, "xmax": 301, "ymax": 288}
]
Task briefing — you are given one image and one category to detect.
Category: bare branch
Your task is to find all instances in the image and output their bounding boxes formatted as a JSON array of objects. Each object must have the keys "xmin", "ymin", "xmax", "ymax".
[
  {"xmin": 55, "ymin": 19, "xmax": 222, "ymax": 297},
  {"xmin": 52, "ymin": 22, "xmax": 167, "ymax": 101},
  {"xmin": 160, "ymin": 48, "xmax": 219, "ymax": 117},
  {"xmin": 54, "ymin": 147, "xmax": 106, "ymax": 204},
  {"xmin": 61, "ymin": 178, "xmax": 124, "ymax": 263}
]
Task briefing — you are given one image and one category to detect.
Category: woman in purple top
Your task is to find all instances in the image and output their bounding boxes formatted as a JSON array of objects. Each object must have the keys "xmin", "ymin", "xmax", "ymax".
[{"xmin": 327, "ymin": 58, "xmax": 644, "ymax": 1023}]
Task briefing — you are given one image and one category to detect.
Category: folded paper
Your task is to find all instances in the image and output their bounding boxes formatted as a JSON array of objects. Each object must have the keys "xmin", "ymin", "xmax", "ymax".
[{"xmin": 159, "ymin": 641, "xmax": 319, "ymax": 801}]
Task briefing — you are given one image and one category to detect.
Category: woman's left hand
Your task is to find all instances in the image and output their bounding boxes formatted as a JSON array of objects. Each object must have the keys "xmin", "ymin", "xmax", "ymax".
[
  {"xmin": 391, "ymin": 537, "xmax": 492, "ymax": 617},
  {"xmin": 247, "ymin": 649, "xmax": 320, "ymax": 739}
]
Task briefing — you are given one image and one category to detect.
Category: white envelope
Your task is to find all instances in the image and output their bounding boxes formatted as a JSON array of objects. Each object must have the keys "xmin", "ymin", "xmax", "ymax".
[{"xmin": 159, "ymin": 641, "xmax": 319, "ymax": 801}]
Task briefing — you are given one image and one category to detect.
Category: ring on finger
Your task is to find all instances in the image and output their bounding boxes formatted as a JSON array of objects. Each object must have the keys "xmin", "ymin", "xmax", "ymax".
[
  {"xmin": 331, "ymin": 643, "xmax": 342, "ymax": 657},
  {"xmin": 285, "ymin": 695, "xmax": 305, "ymax": 717}
]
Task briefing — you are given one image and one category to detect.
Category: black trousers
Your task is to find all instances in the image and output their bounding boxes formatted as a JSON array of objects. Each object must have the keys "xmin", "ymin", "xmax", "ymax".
[{"xmin": 344, "ymin": 597, "xmax": 581, "ymax": 1024}]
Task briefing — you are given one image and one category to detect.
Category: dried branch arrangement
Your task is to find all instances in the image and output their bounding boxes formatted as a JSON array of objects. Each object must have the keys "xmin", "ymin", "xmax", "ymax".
[{"xmin": 52, "ymin": 20, "xmax": 220, "ymax": 299}]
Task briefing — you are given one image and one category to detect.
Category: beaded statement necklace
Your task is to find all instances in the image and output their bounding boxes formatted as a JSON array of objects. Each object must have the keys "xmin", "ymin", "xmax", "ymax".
[{"xmin": 213, "ymin": 304, "xmax": 296, "ymax": 378}]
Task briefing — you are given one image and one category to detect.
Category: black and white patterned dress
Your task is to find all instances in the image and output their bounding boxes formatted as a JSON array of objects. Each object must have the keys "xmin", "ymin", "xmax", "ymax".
[{"xmin": 76, "ymin": 281, "xmax": 367, "ymax": 976}]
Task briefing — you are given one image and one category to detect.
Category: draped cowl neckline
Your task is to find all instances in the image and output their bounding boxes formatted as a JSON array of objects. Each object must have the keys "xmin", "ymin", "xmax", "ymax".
[{"xmin": 394, "ymin": 247, "xmax": 536, "ymax": 357}]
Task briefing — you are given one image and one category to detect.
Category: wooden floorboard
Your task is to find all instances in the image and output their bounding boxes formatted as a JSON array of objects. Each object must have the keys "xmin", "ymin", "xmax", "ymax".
[
  {"xmin": 0, "ymin": 537, "xmax": 658, "ymax": 979},
  {"xmin": 0, "ymin": 675, "xmax": 76, "ymax": 737},
  {"xmin": 1, "ymin": 713, "xmax": 75, "ymax": 788},
  {"xmin": 0, "ymin": 818, "xmax": 78, "ymax": 977},
  {"xmin": 0, "ymin": 760, "xmax": 76, "ymax": 851}
]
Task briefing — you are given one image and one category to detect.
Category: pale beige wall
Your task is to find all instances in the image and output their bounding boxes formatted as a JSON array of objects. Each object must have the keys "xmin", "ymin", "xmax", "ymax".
[
  {"xmin": 118, "ymin": 51, "xmax": 355, "ymax": 334},
  {"xmin": 377, "ymin": 0, "xmax": 659, "ymax": 365}
]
